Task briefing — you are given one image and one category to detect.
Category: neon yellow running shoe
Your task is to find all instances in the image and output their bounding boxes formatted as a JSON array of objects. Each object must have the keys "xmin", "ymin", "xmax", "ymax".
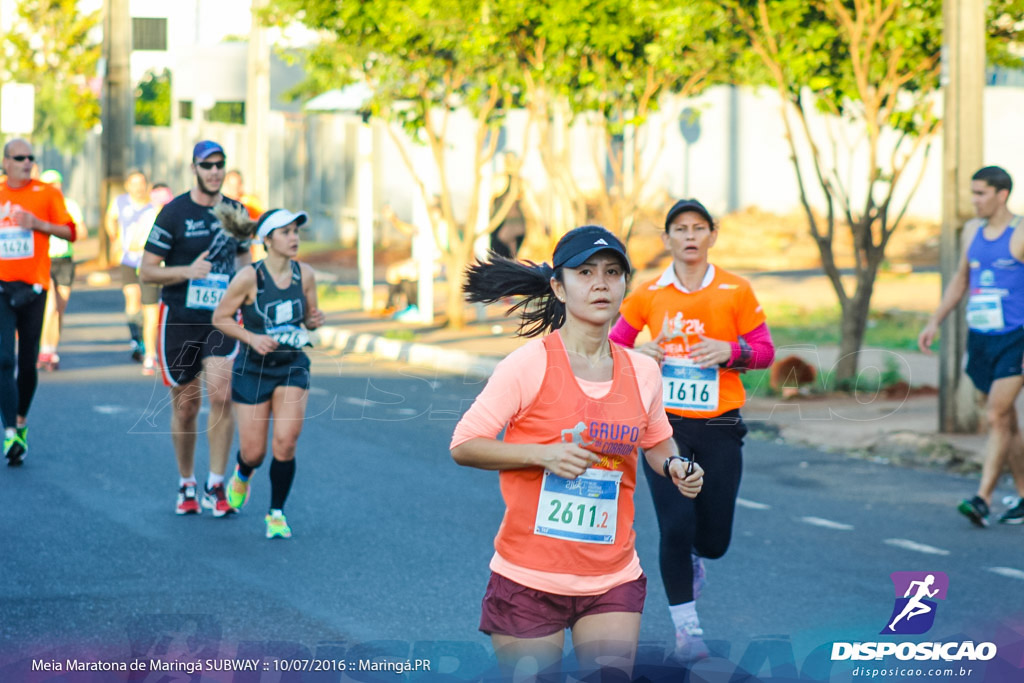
[
  {"xmin": 226, "ymin": 467, "xmax": 251, "ymax": 510},
  {"xmin": 4, "ymin": 432, "xmax": 27, "ymax": 467},
  {"xmin": 265, "ymin": 511, "xmax": 291, "ymax": 539}
]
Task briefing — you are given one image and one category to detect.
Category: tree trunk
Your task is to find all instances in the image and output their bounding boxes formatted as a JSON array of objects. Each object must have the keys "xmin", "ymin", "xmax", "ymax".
[
  {"xmin": 444, "ymin": 241, "xmax": 475, "ymax": 330},
  {"xmin": 447, "ymin": 268, "xmax": 466, "ymax": 330},
  {"xmin": 834, "ymin": 274, "xmax": 875, "ymax": 386}
]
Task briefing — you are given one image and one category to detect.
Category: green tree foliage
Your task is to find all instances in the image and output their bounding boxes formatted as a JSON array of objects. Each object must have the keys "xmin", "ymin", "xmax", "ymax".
[
  {"xmin": 262, "ymin": 0, "xmax": 741, "ymax": 326},
  {"xmin": 725, "ymin": 0, "xmax": 1024, "ymax": 383},
  {"xmin": 135, "ymin": 69, "xmax": 172, "ymax": 126},
  {"xmin": 497, "ymin": 0, "xmax": 737, "ymax": 243},
  {"xmin": 263, "ymin": 0, "xmax": 518, "ymax": 328},
  {"xmin": 206, "ymin": 102, "xmax": 245, "ymax": 124},
  {"xmin": 0, "ymin": 0, "xmax": 101, "ymax": 154}
]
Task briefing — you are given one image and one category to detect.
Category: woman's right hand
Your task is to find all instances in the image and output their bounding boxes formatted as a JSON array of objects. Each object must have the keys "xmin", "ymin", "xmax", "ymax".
[
  {"xmin": 248, "ymin": 333, "xmax": 279, "ymax": 356},
  {"xmin": 917, "ymin": 322, "xmax": 938, "ymax": 355},
  {"xmin": 535, "ymin": 443, "xmax": 601, "ymax": 479}
]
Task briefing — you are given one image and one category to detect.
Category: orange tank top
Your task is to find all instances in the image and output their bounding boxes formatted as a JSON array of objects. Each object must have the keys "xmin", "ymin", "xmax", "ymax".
[{"xmin": 494, "ymin": 331, "xmax": 650, "ymax": 576}]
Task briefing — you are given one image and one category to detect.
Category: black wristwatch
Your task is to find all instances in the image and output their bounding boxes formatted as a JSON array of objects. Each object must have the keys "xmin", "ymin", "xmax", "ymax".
[{"xmin": 663, "ymin": 455, "xmax": 688, "ymax": 478}]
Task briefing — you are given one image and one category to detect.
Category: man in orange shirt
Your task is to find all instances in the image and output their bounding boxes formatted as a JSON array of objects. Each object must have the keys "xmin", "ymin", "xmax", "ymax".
[
  {"xmin": 222, "ymin": 170, "xmax": 263, "ymax": 220},
  {"xmin": 0, "ymin": 138, "xmax": 76, "ymax": 465},
  {"xmin": 610, "ymin": 199, "xmax": 776, "ymax": 661},
  {"xmin": 223, "ymin": 170, "xmax": 265, "ymax": 260}
]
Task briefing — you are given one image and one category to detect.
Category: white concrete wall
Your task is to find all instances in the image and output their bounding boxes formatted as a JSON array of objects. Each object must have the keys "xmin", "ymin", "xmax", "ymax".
[
  {"xmin": 130, "ymin": 0, "xmax": 252, "ymax": 84},
  {"xmin": 639, "ymin": 85, "xmax": 1024, "ymax": 221}
]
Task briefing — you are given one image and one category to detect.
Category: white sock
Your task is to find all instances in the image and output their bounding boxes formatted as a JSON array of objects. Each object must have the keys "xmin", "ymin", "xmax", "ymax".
[
  {"xmin": 4, "ymin": 428, "xmax": 15, "ymax": 439},
  {"xmin": 179, "ymin": 476, "xmax": 196, "ymax": 488},
  {"xmin": 207, "ymin": 473, "xmax": 225, "ymax": 489},
  {"xmin": 669, "ymin": 601, "xmax": 700, "ymax": 632}
]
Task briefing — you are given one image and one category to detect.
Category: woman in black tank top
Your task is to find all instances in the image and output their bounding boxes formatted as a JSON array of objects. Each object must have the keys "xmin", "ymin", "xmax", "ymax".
[{"xmin": 212, "ymin": 207, "xmax": 325, "ymax": 539}]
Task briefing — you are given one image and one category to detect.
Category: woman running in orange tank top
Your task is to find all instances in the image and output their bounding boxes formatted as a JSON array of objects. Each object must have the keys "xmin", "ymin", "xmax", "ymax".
[{"xmin": 451, "ymin": 225, "xmax": 704, "ymax": 681}]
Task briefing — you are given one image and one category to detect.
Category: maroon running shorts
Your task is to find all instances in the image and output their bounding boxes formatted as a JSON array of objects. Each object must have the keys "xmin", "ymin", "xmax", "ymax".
[{"xmin": 479, "ymin": 572, "xmax": 646, "ymax": 638}]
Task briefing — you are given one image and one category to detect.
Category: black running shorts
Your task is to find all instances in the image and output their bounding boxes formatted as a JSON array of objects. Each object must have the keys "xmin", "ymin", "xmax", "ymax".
[
  {"xmin": 50, "ymin": 257, "xmax": 75, "ymax": 288},
  {"xmin": 120, "ymin": 264, "xmax": 161, "ymax": 305},
  {"xmin": 157, "ymin": 303, "xmax": 239, "ymax": 387},
  {"xmin": 231, "ymin": 351, "xmax": 311, "ymax": 405},
  {"xmin": 965, "ymin": 327, "xmax": 1024, "ymax": 395}
]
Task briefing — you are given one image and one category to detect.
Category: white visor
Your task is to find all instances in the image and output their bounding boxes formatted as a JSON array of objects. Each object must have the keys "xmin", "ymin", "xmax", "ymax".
[{"xmin": 256, "ymin": 209, "xmax": 308, "ymax": 240}]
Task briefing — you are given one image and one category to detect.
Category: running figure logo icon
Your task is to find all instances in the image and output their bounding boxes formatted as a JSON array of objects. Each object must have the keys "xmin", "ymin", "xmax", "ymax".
[
  {"xmin": 561, "ymin": 421, "xmax": 592, "ymax": 447},
  {"xmin": 881, "ymin": 571, "xmax": 949, "ymax": 635}
]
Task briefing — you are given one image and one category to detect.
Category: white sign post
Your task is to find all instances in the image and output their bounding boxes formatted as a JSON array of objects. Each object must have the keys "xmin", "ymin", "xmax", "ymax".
[{"xmin": 0, "ymin": 83, "xmax": 35, "ymax": 135}]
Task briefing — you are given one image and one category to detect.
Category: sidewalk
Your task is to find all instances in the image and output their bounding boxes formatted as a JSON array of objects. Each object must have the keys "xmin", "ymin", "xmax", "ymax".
[{"xmin": 315, "ymin": 303, "xmax": 995, "ymax": 474}]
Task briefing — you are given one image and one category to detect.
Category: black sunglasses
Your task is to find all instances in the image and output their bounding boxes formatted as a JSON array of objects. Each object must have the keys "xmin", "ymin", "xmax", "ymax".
[
  {"xmin": 196, "ymin": 160, "xmax": 225, "ymax": 170},
  {"xmin": 6, "ymin": 155, "xmax": 34, "ymax": 162}
]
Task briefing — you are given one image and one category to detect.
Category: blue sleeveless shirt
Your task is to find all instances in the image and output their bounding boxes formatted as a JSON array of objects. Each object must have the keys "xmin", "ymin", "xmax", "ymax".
[{"xmin": 967, "ymin": 217, "xmax": 1024, "ymax": 335}]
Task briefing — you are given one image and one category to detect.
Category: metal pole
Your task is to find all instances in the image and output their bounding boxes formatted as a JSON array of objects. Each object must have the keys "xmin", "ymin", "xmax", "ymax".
[{"xmin": 939, "ymin": 0, "xmax": 986, "ymax": 433}]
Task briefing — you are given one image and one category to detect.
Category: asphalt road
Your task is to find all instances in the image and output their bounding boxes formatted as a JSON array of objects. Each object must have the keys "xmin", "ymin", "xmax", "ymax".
[{"xmin": 1, "ymin": 286, "xmax": 1022, "ymax": 682}]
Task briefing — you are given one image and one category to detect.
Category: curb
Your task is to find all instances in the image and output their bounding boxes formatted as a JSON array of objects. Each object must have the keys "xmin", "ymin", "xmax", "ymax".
[{"xmin": 316, "ymin": 325, "xmax": 499, "ymax": 380}]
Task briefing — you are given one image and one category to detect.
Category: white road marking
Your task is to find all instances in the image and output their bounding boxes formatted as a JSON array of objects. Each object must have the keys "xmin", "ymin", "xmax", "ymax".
[
  {"xmin": 800, "ymin": 516, "xmax": 854, "ymax": 531},
  {"xmin": 883, "ymin": 539, "xmax": 950, "ymax": 556},
  {"xmin": 93, "ymin": 405, "xmax": 129, "ymax": 415},
  {"xmin": 392, "ymin": 408, "xmax": 420, "ymax": 416},
  {"xmin": 986, "ymin": 566, "xmax": 1024, "ymax": 581},
  {"xmin": 736, "ymin": 498, "xmax": 771, "ymax": 510}
]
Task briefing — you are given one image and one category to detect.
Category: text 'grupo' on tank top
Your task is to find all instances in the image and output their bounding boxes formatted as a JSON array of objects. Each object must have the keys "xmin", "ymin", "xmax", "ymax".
[
  {"xmin": 239, "ymin": 260, "xmax": 310, "ymax": 354},
  {"xmin": 967, "ymin": 216, "xmax": 1024, "ymax": 335}
]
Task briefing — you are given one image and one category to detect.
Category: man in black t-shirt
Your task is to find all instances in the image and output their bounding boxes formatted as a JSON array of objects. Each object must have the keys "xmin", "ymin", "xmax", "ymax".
[{"xmin": 140, "ymin": 140, "xmax": 251, "ymax": 517}]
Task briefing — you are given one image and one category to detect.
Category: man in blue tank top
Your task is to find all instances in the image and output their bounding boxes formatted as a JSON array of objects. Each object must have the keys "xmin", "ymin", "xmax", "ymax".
[{"xmin": 919, "ymin": 166, "xmax": 1024, "ymax": 526}]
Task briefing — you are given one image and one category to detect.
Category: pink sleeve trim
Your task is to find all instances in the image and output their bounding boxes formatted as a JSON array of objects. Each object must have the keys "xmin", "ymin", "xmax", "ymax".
[
  {"xmin": 609, "ymin": 317, "xmax": 641, "ymax": 348},
  {"xmin": 726, "ymin": 323, "xmax": 775, "ymax": 370}
]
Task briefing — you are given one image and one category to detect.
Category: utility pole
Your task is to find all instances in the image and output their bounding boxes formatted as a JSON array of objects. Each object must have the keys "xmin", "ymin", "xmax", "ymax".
[
  {"xmin": 246, "ymin": 0, "xmax": 270, "ymax": 210},
  {"xmin": 101, "ymin": 0, "xmax": 133, "ymax": 267},
  {"xmin": 939, "ymin": 0, "xmax": 986, "ymax": 433}
]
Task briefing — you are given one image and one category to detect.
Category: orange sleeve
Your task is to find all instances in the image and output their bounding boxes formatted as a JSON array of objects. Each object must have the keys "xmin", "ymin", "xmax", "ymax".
[
  {"xmin": 629, "ymin": 351, "xmax": 673, "ymax": 447},
  {"xmin": 450, "ymin": 341, "xmax": 545, "ymax": 449},
  {"xmin": 736, "ymin": 281, "xmax": 767, "ymax": 336},
  {"xmin": 618, "ymin": 282, "xmax": 653, "ymax": 332},
  {"xmin": 41, "ymin": 186, "xmax": 73, "ymax": 228}
]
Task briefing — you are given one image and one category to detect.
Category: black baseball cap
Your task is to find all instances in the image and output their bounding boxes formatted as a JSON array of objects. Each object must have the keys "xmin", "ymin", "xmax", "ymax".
[
  {"xmin": 552, "ymin": 225, "xmax": 631, "ymax": 273},
  {"xmin": 665, "ymin": 199, "xmax": 714, "ymax": 231}
]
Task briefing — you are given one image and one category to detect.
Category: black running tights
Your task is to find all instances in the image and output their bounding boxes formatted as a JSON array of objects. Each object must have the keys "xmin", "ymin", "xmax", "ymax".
[
  {"xmin": 0, "ymin": 288, "xmax": 47, "ymax": 429},
  {"xmin": 641, "ymin": 409, "xmax": 747, "ymax": 606}
]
